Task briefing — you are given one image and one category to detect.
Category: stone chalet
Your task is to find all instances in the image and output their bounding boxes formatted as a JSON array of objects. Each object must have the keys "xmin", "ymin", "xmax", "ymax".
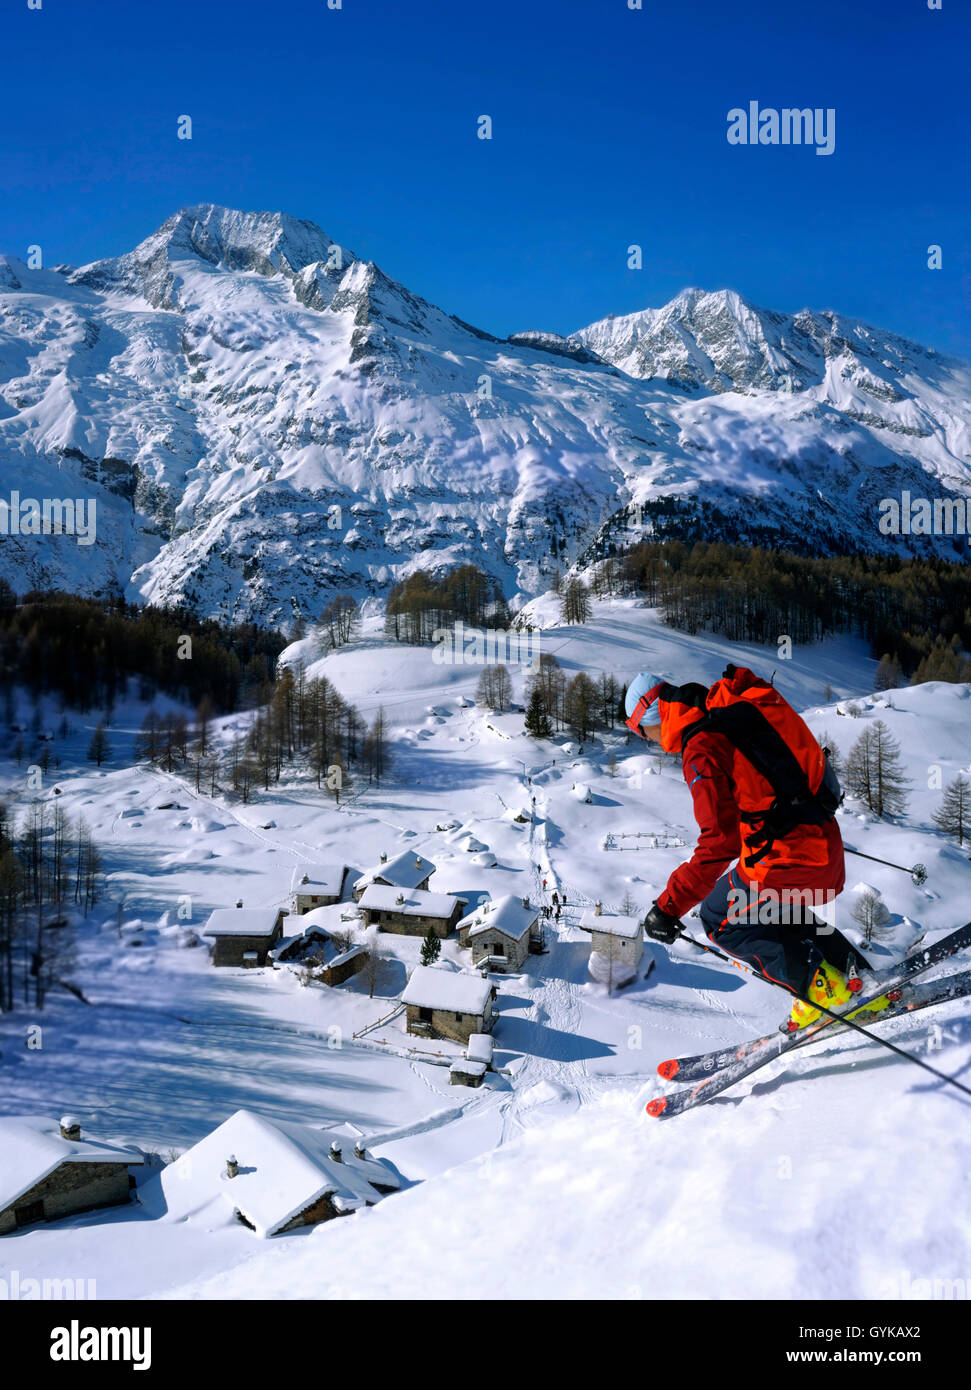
[
  {"xmin": 202, "ymin": 904, "xmax": 284, "ymax": 967},
  {"xmin": 401, "ymin": 965, "xmax": 496, "ymax": 1045},
  {"xmin": 457, "ymin": 895, "xmax": 541, "ymax": 972},
  {"xmin": 359, "ymin": 884, "xmax": 466, "ymax": 938},
  {"xmin": 293, "ymin": 866, "xmax": 349, "ymax": 914},
  {"xmin": 0, "ymin": 1115, "xmax": 143, "ymax": 1235},
  {"xmin": 148, "ymin": 1109, "xmax": 400, "ymax": 1238},
  {"xmin": 352, "ymin": 849, "xmax": 436, "ymax": 902},
  {"xmin": 578, "ymin": 906, "xmax": 644, "ymax": 970},
  {"xmin": 270, "ymin": 927, "xmax": 367, "ymax": 986}
]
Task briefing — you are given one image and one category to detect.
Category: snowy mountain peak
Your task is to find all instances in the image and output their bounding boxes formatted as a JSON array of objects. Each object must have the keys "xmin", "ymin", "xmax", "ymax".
[
  {"xmin": 575, "ymin": 288, "xmax": 946, "ymax": 395},
  {"xmin": 68, "ymin": 204, "xmax": 352, "ymax": 309},
  {"xmin": 0, "ymin": 255, "xmax": 24, "ymax": 290},
  {"xmin": 2, "ymin": 206, "xmax": 970, "ymax": 628}
]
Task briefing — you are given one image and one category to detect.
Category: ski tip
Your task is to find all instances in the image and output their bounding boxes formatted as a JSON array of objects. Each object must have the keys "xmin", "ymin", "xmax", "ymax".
[
  {"xmin": 645, "ymin": 1097, "xmax": 668, "ymax": 1118},
  {"xmin": 657, "ymin": 1059, "xmax": 679, "ymax": 1081}
]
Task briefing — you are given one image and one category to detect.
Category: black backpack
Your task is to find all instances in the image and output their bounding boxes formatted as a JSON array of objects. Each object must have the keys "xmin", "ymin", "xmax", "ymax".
[{"xmin": 672, "ymin": 677, "xmax": 843, "ymax": 865}]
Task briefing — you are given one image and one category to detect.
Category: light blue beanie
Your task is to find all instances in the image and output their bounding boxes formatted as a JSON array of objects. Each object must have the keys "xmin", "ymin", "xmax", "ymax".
[{"xmin": 624, "ymin": 672, "xmax": 668, "ymax": 730}]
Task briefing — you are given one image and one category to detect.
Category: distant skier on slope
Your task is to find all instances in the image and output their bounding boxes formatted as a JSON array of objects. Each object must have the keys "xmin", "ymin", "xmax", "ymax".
[{"xmin": 624, "ymin": 666, "xmax": 891, "ymax": 1031}]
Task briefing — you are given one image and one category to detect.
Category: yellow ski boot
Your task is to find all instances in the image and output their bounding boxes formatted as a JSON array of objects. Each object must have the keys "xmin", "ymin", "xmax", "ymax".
[{"xmin": 784, "ymin": 960, "xmax": 895, "ymax": 1033}]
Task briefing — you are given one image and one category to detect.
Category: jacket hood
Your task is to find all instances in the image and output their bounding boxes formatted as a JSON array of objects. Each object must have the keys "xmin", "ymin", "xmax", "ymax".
[{"xmin": 657, "ymin": 683, "xmax": 708, "ymax": 754}]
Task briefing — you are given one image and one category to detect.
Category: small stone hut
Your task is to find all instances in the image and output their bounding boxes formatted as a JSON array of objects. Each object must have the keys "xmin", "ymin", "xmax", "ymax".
[
  {"xmin": 0, "ymin": 1115, "xmax": 142, "ymax": 1235},
  {"xmin": 401, "ymin": 965, "xmax": 495, "ymax": 1045},
  {"xmin": 294, "ymin": 866, "xmax": 349, "ymax": 914},
  {"xmin": 202, "ymin": 904, "xmax": 284, "ymax": 967},
  {"xmin": 457, "ymin": 895, "xmax": 540, "ymax": 972}
]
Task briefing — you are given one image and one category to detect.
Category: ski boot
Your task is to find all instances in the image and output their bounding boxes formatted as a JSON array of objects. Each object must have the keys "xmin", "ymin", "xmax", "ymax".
[{"xmin": 782, "ymin": 960, "xmax": 897, "ymax": 1033}]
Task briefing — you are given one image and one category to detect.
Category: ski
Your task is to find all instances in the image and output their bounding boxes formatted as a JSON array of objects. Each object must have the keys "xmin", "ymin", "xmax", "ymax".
[
  {"xmin": 658, "ymin": 966, "xmax": 971, "ymax": 1085},
  {"xmin": 647, "ymin": 920, "xmax": 971, "ymax": 1119}
]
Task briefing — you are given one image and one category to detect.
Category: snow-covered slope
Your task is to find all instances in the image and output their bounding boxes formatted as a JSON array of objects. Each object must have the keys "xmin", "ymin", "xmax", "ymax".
[
  {"xmin": 0, "ymin": 599, "xmax": 969, "ymax": 1298},
  {"xmin": 1, "ymin": 208, "xmax": 970, "ymax": 628}
]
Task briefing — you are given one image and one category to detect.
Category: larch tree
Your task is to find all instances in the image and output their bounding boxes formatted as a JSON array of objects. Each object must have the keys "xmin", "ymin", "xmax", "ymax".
[
  {"xmin": 475, "ymin": 664, "xmax": 513, "ymax": 711},
  {"xmin": 844, "ymin": 720, "xmax": 910, "ymax": 818},
  {"xmin": 560, "ymin": 578, "xmax": 592, "ymax": 625},
  {"xmin": 86, "ymin": 721, "xmax": 111, "ymax": 767},
  {"xmin": 933, "ymin": 774, "xmax": 971, "ymax": 846},
  {"xmin": 851, "ymin": 888, "xmax": 892, "ymax": 945}
]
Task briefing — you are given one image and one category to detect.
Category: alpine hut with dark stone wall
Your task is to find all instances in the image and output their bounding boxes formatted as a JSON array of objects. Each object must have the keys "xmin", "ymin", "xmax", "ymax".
[
  {"xmin": 0, "ymin": 1116, "xmax": 143, "ymax": 1235},
  {"xmin": 202, "ymin": 904, "xmax": 284, "ymax": 967},
  {"xmin": 359, "ymin": 885, "xmax": 466, "ymax": 938}
]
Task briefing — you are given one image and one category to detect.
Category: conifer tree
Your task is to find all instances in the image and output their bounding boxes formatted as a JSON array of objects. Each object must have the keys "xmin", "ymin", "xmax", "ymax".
[
  {"xmin": 560, "ymin": 578, "xmax": 592, "ymax": 625},
  {"xmin": 933, "ymin": 774, "xmax": 971, "ymax": 846},
  {"xmin": 87, "ymin": 722, "xmax": 111, "ymax": 767},
  {"xmin": 524, "ymin": 687, "xmax": 552, "ymax": 739},
  {"xmin": 564, "ymin": 672, "xmax": 599, "ymax": 742},
  {"xmin": 420, "ymin": 927, "xmax": 441, "ymax": 967},
  {"xmin": 874, "ymin": 653, "xmax": 903, "ymax": 691},
  {"xmin": 844, "ymin": 720, "xmax": 910, "ymax": 818}
]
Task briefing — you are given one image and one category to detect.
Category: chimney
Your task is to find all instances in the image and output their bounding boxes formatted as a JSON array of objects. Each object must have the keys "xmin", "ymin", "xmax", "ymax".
[
  {"xmin": 379, "ymin": 852, "xmax": 387, "ymax": 864},
  {"xmin": 59, "ymin": 1115, "xmax": 81, "ymax": 1142},
  {"xmin": 354, "ymin": 1140, "xmax": 366, "ymax": 1160},
  {"xmin": 236, "ymin": 899, "xmax": 243, "ymax": 909},
  {"xmin": 330, "ymin": 1141, "xmax": 343, "ymax": 1164},
  {"xmin": 594, "ymin": 901, "xmax": 602, "ymax": 917},
  {"xmin": 521, "ymin": 896, "xmax": 529, "ymax": 909},
  {"xmin": 301, "ymin": 873, "xmax": 309, "ymax": 884},
  {"xmin": 396, "ymin": 892, "xmax": 405, "ymax": 905},
  {"xmin": 415, "ymin": 855, "xmax": 422, "ymax": 867},
  {"xmin": 226, "ymin": 1155, "xmax": 238, "ymax": 1179}
]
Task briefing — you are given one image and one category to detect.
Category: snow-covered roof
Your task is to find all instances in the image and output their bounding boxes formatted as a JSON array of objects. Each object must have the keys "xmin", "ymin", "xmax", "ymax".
[
  {"xmin": 294, "ymin": 865, "xmax": 347, "ymax": 895},
  {"xmin": 457, "ymin": 894, "xmax": 538, "ymax": 942},
  {"xmin": 152, "ymin": 1109, "xmax": 399, "ymax": 1238},
  {"xmin": 578, "ymin": 910, "xmax": 642, "ymax": 939},
  {"xmin": 0, "ymin": 1115, "xmax": 142, "ymax": 1212},
  {"xmin": 328, "ymin": 945, "xmax": 366, "ymax": 969},
  {"xmin": 353, "ymin": 849, "xmax": 437, "ymax": 893},
  {"xmin": 202, "ymin": 906, "xmax": 282, "ymax": 938},
  {"xmin": 359, "ymin": 884, "xmax": 462, "ymax": 918},
  {"xmin": 467, "ymin": 1033, "xmax": 494, "ymax": 1065},
  {"xmin": 401, "ymin": 965, "xmax": 493, "ymax": 1015},
  {"xmin": 450, "ymin": 1059, "xmax": 486, "ymax": 1077},
  {"xmin": 270, "ymin": 923, "xmax": 330, "ymax": 959}
]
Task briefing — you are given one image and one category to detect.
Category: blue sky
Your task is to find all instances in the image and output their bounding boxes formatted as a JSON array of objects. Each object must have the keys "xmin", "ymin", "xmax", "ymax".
[{"xmin": 2, "ymin": 0, "xmax": 968, "ymax": 354}]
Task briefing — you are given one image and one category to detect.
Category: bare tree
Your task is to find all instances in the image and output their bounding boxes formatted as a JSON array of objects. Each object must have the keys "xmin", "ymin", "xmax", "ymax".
[
  {"xmin": 320, "ymin": 594, "xmax": 359, "ymax": 650},
  {"xmin": 560, "ymin": 578, "xmax": 592, "ymax": 625},
  {"xmin": 851, "ymin": 888, "xmax": 892, "ymax": 945},
  {"xmin": 526, "ymin": 653, "xmax": 566, "ymax": 730},
  {"xmin": 475, "ymin": 664, "xmax": 513, "ymax": 711},
  {"xmin": 362, "ymin": 927, "xmax": 391, "ymax": 999}
]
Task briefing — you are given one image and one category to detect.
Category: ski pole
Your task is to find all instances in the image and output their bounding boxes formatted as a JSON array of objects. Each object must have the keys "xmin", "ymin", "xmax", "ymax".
[
  {"xmin": 674, "ymin": 926, "xmax": 971, "ymax": 1103},
  {"xmin": 843, "ymin": 845, "xmax": 927, "ymax": 886}
]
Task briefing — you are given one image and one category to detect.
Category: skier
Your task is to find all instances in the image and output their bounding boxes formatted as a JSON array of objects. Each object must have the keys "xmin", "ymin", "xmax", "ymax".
[{"xmin": 624, "ymin": 667, "xmax": 891, "ymax": 1030}]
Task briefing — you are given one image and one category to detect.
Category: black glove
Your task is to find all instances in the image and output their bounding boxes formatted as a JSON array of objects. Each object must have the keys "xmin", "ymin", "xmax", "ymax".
[{"xmin": 644, "ymin": 902, "xmax": 681, "ymax": 944}]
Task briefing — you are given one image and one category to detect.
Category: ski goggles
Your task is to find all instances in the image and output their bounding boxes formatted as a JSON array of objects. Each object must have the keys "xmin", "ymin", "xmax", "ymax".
[{"xmin": 624, "ymin": 682, "xmax": 666, "ymax": 739}]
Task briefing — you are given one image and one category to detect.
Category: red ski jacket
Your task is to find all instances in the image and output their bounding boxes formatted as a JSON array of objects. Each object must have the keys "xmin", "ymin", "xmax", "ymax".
[{"xmin": 654, "ymin": 694, "xmax": 845, "ymax": 920}]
